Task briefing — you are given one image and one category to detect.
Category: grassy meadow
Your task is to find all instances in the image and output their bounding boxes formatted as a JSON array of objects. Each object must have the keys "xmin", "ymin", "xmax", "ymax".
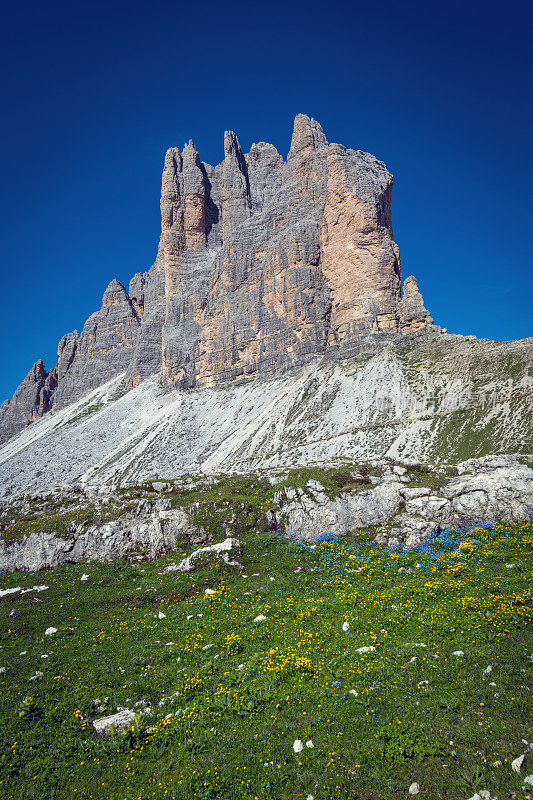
[{"xmin": 0, "ymin": 518, "xmax": 532, "ymax": 799}]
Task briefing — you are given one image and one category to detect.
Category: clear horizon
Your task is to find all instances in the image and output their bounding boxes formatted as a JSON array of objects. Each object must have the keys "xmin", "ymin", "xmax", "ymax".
[{"xmin": 1, "ymin": 0, "xmax": 531, "ymax": 400}]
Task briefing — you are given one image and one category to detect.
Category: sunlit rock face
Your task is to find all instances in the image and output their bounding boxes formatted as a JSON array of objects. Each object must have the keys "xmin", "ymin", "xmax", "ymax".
[
  {"xmin": 159, "ymin": 114, "xmax": 433, "ymax": 389},
  {"xmin": 0, "ymin": 114, "xmax": 439, "ymax": 442}
]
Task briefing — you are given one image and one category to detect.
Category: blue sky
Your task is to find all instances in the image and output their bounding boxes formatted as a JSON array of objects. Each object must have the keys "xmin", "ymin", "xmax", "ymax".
[{"xmin": 0, "ymin": 0, "xmax": 531, "ymax": 399}]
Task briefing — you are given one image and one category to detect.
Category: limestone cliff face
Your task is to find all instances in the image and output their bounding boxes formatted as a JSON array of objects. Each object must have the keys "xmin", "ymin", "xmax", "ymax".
[
  {"xmin": 0, "ymin": 114, "xmax": 439, "ymax": 441},
  {"xmin": 160, "ymin": 114, "xmax": 432, "ymax": 389},
  {"xmin": 0, "ymin": 360, "xmax": 56, "ymax": 442}
]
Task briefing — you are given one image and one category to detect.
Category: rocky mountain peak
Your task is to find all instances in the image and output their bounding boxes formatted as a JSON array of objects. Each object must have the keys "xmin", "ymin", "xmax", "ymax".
[
  {"xmin": 288, "ymin": 113, "xmax": 328, "ymax": 158},
  {"xmin": 1, "ymin": 114, "xmax": 444, "ymax": 442},
  {"xmin": 398, "ymin": 275, "xmax": 434, "ymax": 333},
  {"xmin": 102, "ymin": 279, "xmax": 129, "ymax": 306}
]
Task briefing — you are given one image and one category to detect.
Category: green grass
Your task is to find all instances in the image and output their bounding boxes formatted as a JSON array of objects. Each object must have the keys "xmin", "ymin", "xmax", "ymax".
[{"xmin": 0, "ymin": 520, "xmax": 532, "ymax": 799}]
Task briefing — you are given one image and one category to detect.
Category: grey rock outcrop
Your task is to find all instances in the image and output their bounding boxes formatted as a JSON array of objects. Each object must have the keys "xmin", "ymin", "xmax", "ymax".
[
  {"xmin": 280, "ymin": 456, "xmax": 533, "ymax": 547},
  {"xmin": 0, "ymin": 360, "xmax": 56, "ymax": 444},
  {"xmin": 281, "ymin": 481, "xmax": 404, "ymax": 541},
  {"xmin": 1, "ymin": 114, "xmax": 441, "ymax": 442},
  {"xmin": 1, "ymin": 456, "xmax": 531, "ymax": 572},
  {"xmin": 0, "ymin": 508, "xmax": 210, "ymax": 572},
  {"xmin": 398, "ymin": 276, "xmax": 434, "ymax": 334}
]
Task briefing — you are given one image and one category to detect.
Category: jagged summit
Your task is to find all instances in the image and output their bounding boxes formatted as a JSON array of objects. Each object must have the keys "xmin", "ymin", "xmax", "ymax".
[{"xmin": 1, "ymin": 114, "xmax": 442, "ymax": 443}]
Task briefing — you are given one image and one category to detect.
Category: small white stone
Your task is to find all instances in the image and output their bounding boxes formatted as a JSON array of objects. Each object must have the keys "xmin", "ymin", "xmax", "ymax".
[
  {"xmin": 254, "ymin": 615, "xmax": 267, "ymax": 622},
  {"xmin": 342, "ymin": 621, "xmax": 350, "ymax": 632},
  {"xmin": 158, "ymin": 611, "xmax": 166, "ymax": 619},
  {"xmin": 41, "ymin": 654, "xmax": 48, "ymax": 659},
  {"xmin": 524, "ymin": 775, "xmax": 533, "ymax": 786},
  {"xmin": 306, "ymin": 796, "xmax": 314, "ymax": 800},
  {"xmin": 505, "ymin": 563, "xmax": 515, "ymax": 568},
  {"xmin": 306, "ymin": 740, "xmax": 314, "ymax": 748},
  {"xmin": 483, "ymin": 665, "xmax": 492, "ymax": 675},
  {"xmin": 349, "ymin": 689, "xmax": 359, "ymax": 697},
  {"xmin": 465, "ymin": 795, "xmax": 481, "ymax": 800},
  {"xmin": 237, "ymin": 664, "xmax": 245, "ymax": 670},
  {"xmin": 93, "ymin": 709, "xmax": 136, "ymax": 734},
  {"xmin": 187, "ymin": 615, "xmax": 193, "ymax": 620},
  {"xmin": 512, "ymin": 754, "xmax": 525, "ymax": 773},
  {"xmin": 44, "ymin": 627, "xmax": 58, "ymax": 636},
  {"xmin": 451, "ymin": 650, "xmax": 464, "ymax": 656},
  {"xmin": 356, "ymin": 646, "xmax": 376, "ymax": 654},
  {"xmin": 20, "ymin": 651, "xmax": 26, "ymax": 655},
  {"xmin": 408, "ymin": 783, "xmax": 420, "ymax": 795},
  {"xmin": 205, "ymin": 589, "xmax": 216, "ymax": 595},
  {"xmin": 479, "ymin": 792, "xmax": 491, "ymax": 800},
  {"xmin": 293, "ymin": 739, "xmax": 304, "ymax": 753},
  {"xmin": 0, "ymin": 587, "xmax": 20, "ymax": 598},
  {"xmin": 493, "ymin": 760, "xmax": 502, "ymax": 766}
]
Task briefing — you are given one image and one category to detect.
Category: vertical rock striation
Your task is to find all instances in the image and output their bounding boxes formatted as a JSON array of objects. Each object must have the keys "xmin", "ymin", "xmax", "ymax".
[{"xmin": 0, "ymin": 114, "xmax": 441, "ymax": 442}]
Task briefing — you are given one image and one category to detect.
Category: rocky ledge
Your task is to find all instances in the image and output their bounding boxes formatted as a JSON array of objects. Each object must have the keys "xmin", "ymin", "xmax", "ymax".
[{"xmin": 0, "ymin": 455, "xmax": 531, "ymax": 572}]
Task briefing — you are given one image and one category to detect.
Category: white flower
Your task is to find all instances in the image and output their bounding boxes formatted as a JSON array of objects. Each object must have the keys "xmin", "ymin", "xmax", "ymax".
[
  {"xmin": 0, "ymin": 667, "xmax": 5, "ymax": 674},
  {"xmin": 45, "ymin": 627, "xmax": 57, "ymax": 636},
  {"xmin": 254, "ymin": 615, "xmax": 267, "ymax": 622},
  {"xmin": 483, "ymin": 665, "xmax": 492, "ymax": 675},
  {"xmin": 356, "ymin": 646, "xmax": 376, "ymax": 654},
  {"xmin": 80, "ymin": 574, "xmax": 89, "ymax": 581},
  {"xmin": 408, "ymin": 783, "xmax": 420, "ymax": 795},
  {"xmin": 342, "ymin": 621, "xmax": 350, "ymax": 632},
  {"xmin": 293, "ymin": 739, "xmax": 304, "ymax": 753},
  {"xmin": 512, "ymin": 754, "xmax": 525, "ymax": 773},
  {"xmin": 451, "ymin": 650, "xmax": 464, "ymax": 656},
  {"xmin": 492, "ymin": 760, "xmax": 502, "ymax": 766},
  {"xmin": 158, "ymin": 611, "xmax": 166, "ymax": 619},
  {"xmin": 306, "ymin": 796, "xmax": 314, "ymax": 800},
  {"xmin": 349, "ymin": 689, "xmax": 359, "ymax": 697},
  {"xmin": 306, "ymin": 740, "xmax": 314, "ymax": 748}
]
